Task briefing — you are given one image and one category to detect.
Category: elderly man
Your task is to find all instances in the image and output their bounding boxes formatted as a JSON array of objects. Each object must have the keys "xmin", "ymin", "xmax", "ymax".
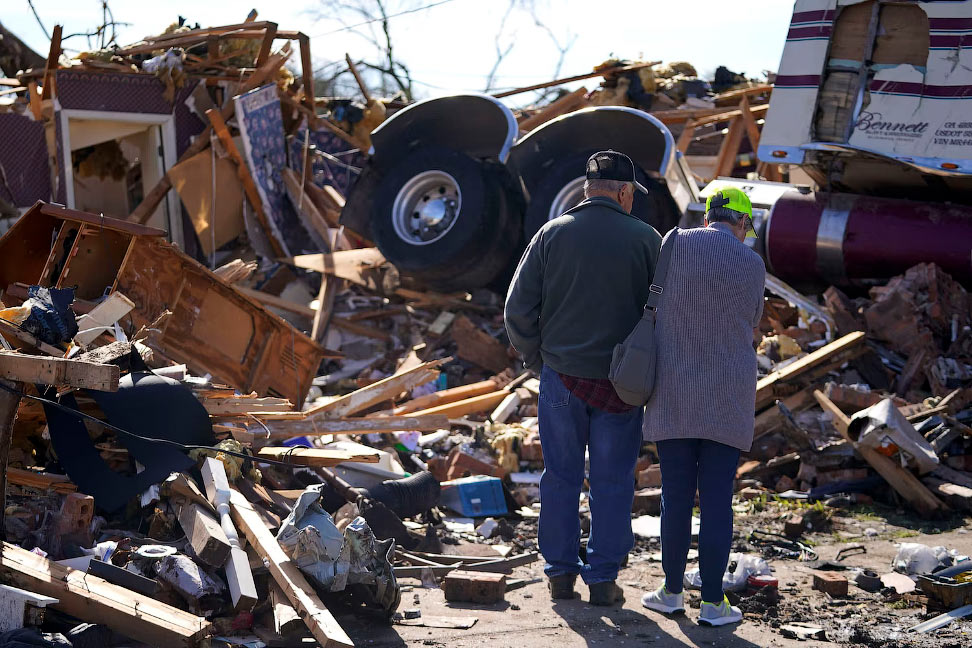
[
  {"xmin": 505, "ymin": 151, "xmax": 661, "ymax": 605},
  {"xmin": 640, "ymin": 187, "xmax": 765, "ymax": 626}
]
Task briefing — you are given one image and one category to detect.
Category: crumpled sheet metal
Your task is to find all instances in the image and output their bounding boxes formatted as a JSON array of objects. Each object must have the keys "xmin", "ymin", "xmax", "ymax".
[
  {"xmin": 276, "ymin": 484, "xmax": 400, "ymax": 615},
  {"xmin": 849, "ymin": 398, "xmax": 939, "ymax": 474}
]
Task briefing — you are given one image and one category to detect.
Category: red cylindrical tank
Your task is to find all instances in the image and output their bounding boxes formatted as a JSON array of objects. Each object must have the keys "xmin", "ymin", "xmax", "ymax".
[{"xmin": 765, "ymin": 190, "xmax": 972, "ymax": 286}]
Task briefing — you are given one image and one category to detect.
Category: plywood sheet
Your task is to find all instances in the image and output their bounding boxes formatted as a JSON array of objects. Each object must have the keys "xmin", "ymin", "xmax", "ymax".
[{"xmin": 169, "ymin": 148, "xmax": 246, "ymax": 257}]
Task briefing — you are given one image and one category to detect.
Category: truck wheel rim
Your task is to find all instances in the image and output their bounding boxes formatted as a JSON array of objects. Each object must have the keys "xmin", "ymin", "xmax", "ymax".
[
  {"xmin": 392, "ymin": 171, "xmax": 462, "ymax": 245},
  {"xmin": 549, "ymin": 176, "xmax": 586, "ymax": 221}
]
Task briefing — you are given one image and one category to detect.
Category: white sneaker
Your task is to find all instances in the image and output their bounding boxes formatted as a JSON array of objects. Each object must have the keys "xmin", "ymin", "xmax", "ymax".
[
  {"xmin": 641, "ymin": 584, "xmax": 685, "ymax": 615},
  {"xmin": 698, "ymin": 595, "xmax": 743, "ymax": 626}
]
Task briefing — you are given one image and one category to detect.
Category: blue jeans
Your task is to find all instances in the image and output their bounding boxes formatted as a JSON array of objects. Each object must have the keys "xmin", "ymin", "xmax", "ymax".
[
  {"xmin": 537, "ymin": 366, "xmax": 643, "ymax": 584},
  {"xmin": 657, "ymin": 438, "xmax": 740, "ymax": 604}
]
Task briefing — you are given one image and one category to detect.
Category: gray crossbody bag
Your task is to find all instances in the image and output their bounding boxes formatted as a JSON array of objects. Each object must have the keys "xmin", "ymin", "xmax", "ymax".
[{"xmin": 608, "ymin": 228, "xmax": 677, "ymax": 406}]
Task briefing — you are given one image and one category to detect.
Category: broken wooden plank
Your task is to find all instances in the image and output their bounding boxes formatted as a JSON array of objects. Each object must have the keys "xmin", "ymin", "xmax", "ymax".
[
  {"xmin": 814, "ymin": 390, "xmax": 948, "ymax": 518},
  {"xmin": 177, "ymin": 502, "xmax": 232, "ymax": 568},
  {"xmin": 201, "ymin": 458, "xmax": 258, "ymax": 612},
  {"xmin": 0, "ymin": 352, "xmax": 119, "ymax": 391},
  {"xmin": 921, "ymin": 478, "xmax": 972, "ymax": 511},
  {"xmin": 450, "ymin": 315, "xmax": 509, "ymax": 374},
  {"xmin": 0, "ymin": 319, "xmax": 63, "ymax": 356},
  {"xmin": 304, "ymin": 359, "xmax": 446, "ymax": 418},
  {"xmin": 754, "ymin": 387, "xmax": 817, "ymax": 439},
  {"xmin": 0, "ymin": 542, "xmax": 209, "ymax": 647},
  {"xmin": 282, "ymin": 167, "xmax": 332, "ymax": 247},
  {"xmin": 74, "ymin": 292, "xmax": 135, "ymax": 346},
  {"xmin": 5, "ymin": 467, "xmax": 76, "ymax": 494},
  {"xmin": 229, "ymin": 490, "xmax": 354, "ymax": 648},
  {"xmin": 288, "ymin": 248, "xmax": 397, "ymax": 294},
  {"xmin": 0, "ymin": 379, "xmax": 22, "ymax": 546},
  {"xmin": 199, "ymin": 395, "xmax": 294, "ymax": 416},
  {"xmin": 409, "ymin": 391, "xmax": 511, "ymax": 419},
  {"xmin": 756, "ymin": 332, "xmax": 867, "ymax": 409},
  {"xmin": 517, "ymin": 86, "xmax": 588, "ymax": 131},
  {"xmin": 256, "ymin": 446, "xmax": 380, "ymax": 467},
  {"xmin": 260, "ymin": 413, "xmax": 450, "ymax": 440},
  {"xmin": 394, "ymin": 380, "xmax": 500, "ymax": 415},
  {"xmin": 270, "ymin": 580, "xmax": 304, "ymax": 637},
  {"xmin": 490, "ymin": 388, "xmax": 531, "ymax": 424}
]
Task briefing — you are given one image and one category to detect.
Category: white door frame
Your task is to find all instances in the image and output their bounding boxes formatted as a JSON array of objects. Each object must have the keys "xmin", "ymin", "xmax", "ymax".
[{"xmin": 59, "ymin": 108, "xmax": 183, "ymax": 246}]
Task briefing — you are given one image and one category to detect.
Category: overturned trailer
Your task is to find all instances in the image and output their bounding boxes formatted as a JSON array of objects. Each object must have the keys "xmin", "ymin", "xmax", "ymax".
[
  {"xmin": 753, "ymin": 0, "xmax": 972, "ymax": 288},
  {"xmin": 340, "ymin": 94, "xmax": 698, "ymax": 291}
]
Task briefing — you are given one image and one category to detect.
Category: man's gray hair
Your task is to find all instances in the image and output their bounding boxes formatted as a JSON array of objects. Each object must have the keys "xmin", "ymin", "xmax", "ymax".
[
  {"xmin": 584, "ymin": 179, "xmax": 631, "ymax": 197},
  {"xmin": 706, "ymin": 206, "xmax": 744, "ymax": 225}
]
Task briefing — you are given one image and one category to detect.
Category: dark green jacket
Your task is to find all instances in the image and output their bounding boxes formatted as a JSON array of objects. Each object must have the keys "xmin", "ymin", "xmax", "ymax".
[{"xmin": 504, "ymin": 196, "xmax": 662, "ymax": 378}]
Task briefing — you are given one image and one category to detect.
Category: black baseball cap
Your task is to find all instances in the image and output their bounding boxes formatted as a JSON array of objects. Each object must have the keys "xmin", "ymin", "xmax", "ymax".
[{"xmin": 586, "ymin": 150, "xmax": 649, "ymax": 194}]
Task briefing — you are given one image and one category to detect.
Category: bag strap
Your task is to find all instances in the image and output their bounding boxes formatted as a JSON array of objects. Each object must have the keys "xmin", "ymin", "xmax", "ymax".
[{"xmin": 645, "ymin": 228, "xmax": 678, "ymax": 311}]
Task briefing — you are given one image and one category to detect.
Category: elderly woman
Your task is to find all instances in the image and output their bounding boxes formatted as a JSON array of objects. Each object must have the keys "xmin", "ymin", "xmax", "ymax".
[{"xmin": 640, "ymin": 187, "xmax": 765, "ymax": 626}]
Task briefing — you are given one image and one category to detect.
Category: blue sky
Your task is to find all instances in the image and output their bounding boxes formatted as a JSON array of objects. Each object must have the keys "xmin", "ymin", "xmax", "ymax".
[{"xmin": 7, "ymin": 0, "xmax": 794, "ymax": 103}]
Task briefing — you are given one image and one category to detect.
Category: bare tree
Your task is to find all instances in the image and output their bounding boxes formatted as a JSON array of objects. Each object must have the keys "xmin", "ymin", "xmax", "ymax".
[
  {"xmin": 25, "ymin": 0, "xmax": 130, "ymax": 52},
  {"xmin": 484, "ymin": 0, "xmax": 518, "ymax": 93},
  {"xmin": 312, "ymin": 0, "xmax": 431, "ymax": 101}
]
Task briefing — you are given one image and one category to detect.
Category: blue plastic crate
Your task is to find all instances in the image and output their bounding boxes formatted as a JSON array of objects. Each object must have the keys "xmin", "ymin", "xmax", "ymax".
[{"xmin": 439, "ymin": 475, "xmax": 507, "ymax": 517}]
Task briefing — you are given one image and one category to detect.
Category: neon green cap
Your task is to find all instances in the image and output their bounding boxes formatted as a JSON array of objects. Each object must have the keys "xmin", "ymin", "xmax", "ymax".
[{"xmin": 706, "ymin": 186, "xmax": 757, "ymax": 239}]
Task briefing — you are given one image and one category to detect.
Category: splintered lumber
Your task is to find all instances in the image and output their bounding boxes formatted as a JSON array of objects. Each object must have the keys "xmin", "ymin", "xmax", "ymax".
[
  {"xmin": 73, "ymin": 292, "xmax": 135, "ymax": 347},
  {"xmin": 0, "ymin": 319, "xmax": 63, "ymax": 356},
  {"xmin": 282, "ymin": 168, "xmax": 331, "ymax": 246},
  {"xmin": 229, "ymin": 490, "xmax": 354, "ymax": 648},
  {"xmin": 257, "ymin": 446, "xmax": 380, "ymax": 467},
  {"xmin": 304, "ymin": 358, "xmax": 447, "ymax": 418},
  {"xmin": 814, "ymin": 390, "xmax": 948, "ymax": 518},
  {"xmin": 201, "ymin": 458, "xmax": 258, "ymax": 611},
  {"xmin": 177, "ymin": 502, "xmax": 232, "ymax": 568},
  {"xmin": 288, "ymin": 248, "xmax": 396, "ymax": 294},
  {"xmin": 261, "ymin": 413, "xmax": 451, "ymax": 440},
  {"xmin": 756, "ymin": 332, "xmax": 867, "ymax": 409},
  {"xmin": 394, "ymin": 380, "xmax": 499, "ymax": 414},
  {"xmin": 0, "ymin": 352, "xmax": 119, "ymax": 391},
  {"xmin": 6, "ymin": 467, "xmax": 76, "ymax": 493},
  {"xmin": 450, "ymin": 315, "xmax": 510, "ymax": 374},
  {"xmin": 200, "ymin": 395, "xmax": 295, "ymax": 416},
  {"xmin": 130, "ymin": 43, "xmax": 292, "ymax": 225},
  {"xmin": 490, "ymin": 388, "xmax": 531, "ymax": 424},
  {"xmin": 518, "ymin": 86, "xmax": 588, "ymax": 131},
  {"xmin": 0, "ymin": 542, "xmax": 209, "ymax": 647},
  {"xmin": 409, "ymin": 391, "xmax": 511, "ymax": 419},
  {"xmin": 921, "ymin": 478, "xmax": 972, "ymax": 511},
  {"xmin": 270, "ymin": 581, "xmax": 304, "ymax": 636},
  {"xmin": 492, "ymin": 60, "xmax": 660, "ymax": 99},
  {"xmin": 754, "ymin": 388, "xmax": 816, "ymax": 439}
]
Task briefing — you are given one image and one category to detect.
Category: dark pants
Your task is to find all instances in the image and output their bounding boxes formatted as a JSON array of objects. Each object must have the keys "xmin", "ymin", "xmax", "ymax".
[
  {"xmin": 537, "ymin": 366, "xmax": 643, "ymax": 584},
  {"xmin": 657, "ymin": 438, "xmax": 740, "ymax": 603}
]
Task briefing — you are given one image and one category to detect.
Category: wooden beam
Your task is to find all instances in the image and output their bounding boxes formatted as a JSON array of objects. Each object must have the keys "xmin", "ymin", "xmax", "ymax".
[
  {"xmin": 130, "ymin": 43, "xmax": 292, "ymax": 224},
  {"xmin": 0, "ymin": 319, "xmax": 62, "ymax": 356},
  {"xmin": 0, "ymin": 352, "xmax": 119, "ymax": 391},
  {"xmin": 0, "ymin": 542, "xmax": 209, "ymax": 646},
  {"xmin": 40, "ymin": 25, "xmax": 62, "ymax": 100},
  {"xmin": 517, "ymin": 86, "xmax": 588, "ymax": 132},
  {"xmin": 713, "ymin": 115, "xmax": 745, "ymax": 179},
  {"xmin": 676, "ymin": 118, "xmax": 697, "ymax": 154},
  {"xmin": 254, "ymin": 23, "xmax": 278, "ymax": 67},
  {"xmin": 260, "ymin": 413, "xmax": 451, "ymax": 440},
  {"xmin": 754, "ymin": 387, "xmax": 817, "ymax": 439},
  {"xmin": 270, "ymin": 581, "xmax": 304, "ymax": 636},
  {"xmin": 814, "ymin": 390, "xmax": 948, "ymax": 518},
  {"xmin": 6, "ymin": 467, "xmax": 76, "ymax": 494},
  {"xmin": 0, "ymin": 379, "xmax": 22, "ymax": 544},
  {"xmin": 493, "ymin": 61, "xmax": 660, "ymax": 99},
  {"xmin": 282, "ymin": 168, "xmax": 332, "ymax": 246},
  {"xmin": 409, "ymin": 390, "xmax": 511, "ymax": 419},
  {"xmin": 289, "ymin": 248, "xmax": 391, "ymax": 291},
  {"xmin": 344, "ymin": 53, "xmax": 372, "ymax": 104},
  {"xmin": 200, "ymin": 395, "xmax": 294, "ymax": 416},
  {"xmin": 256, "ymin": 446, "xmax": 380, "ymax": 467},
  {"xmin": 755, "ymin": 332, "xmax": 867, "ymax": 409},
  {"xmin": 299, "ymin": 34, "xmax": 315, "ymax": 114},
  {"xmin": 394, "ymin": 380, "xmax": 499, "ymax": 414},
  {"xmin": 304, "ymin": 359, "xmax": 446, "ymax": 418},
  {"xmin": 229, "ymin": 490, "xmax": 354, "ymax": 647},
  {"xmin": 738, "ymin": 95, "xmax": 763, "ymax": 152},
  {"xmin": 177, "ymin": 502, "xmax": 232, "ymax": 568},
  {"xmin": 206, "ymin": 108, "xmax": 286, "ymax": 257}
]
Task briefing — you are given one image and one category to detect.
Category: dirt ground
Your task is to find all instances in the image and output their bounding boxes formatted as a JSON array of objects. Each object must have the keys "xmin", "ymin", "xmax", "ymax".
[{"xmin": 340, "ymin": 506, "xmax": 972, "ymax": 648}]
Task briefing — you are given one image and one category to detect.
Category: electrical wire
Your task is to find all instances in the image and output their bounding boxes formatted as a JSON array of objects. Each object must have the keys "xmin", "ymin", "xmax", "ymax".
[
  {"xmin": 310, "ymin": 0, "xmax": 462, "ymax": 38},
  {"xmin": 0, "ymin": 382, "xmax": 311, "ymax": 471}
]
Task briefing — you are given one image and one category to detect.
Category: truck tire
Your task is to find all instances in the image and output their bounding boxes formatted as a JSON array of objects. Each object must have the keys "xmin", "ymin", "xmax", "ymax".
[
  {"xmin": 522, "ymin": 153, "xmax": 676, "ymax": 240},
  {"xmin": 371, "ymin": 147, "xmax": 521, "ymax": 291}
]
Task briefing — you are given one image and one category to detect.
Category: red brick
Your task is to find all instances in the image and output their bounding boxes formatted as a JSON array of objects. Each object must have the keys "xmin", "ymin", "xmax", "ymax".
[
  {"xmin": 445, "ymin": 447, "xmax": 506, "ymax": 480},
  {"xmin": 519, "ymin": 432, "xmax": 543, "ymax": 462},
  {"xmin": 812, "ymin": 571, "xmax": 848, "ymax": 597},
  {"xmin": 442, "ymin": 570, "xmax": 506, "ymax": 604}
]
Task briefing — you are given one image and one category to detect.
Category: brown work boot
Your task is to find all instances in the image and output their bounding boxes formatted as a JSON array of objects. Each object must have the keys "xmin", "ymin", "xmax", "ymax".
[
  {"xmin": 548, "ymin": 574, "xmax": 577, "ymax": 599},
  {"xmin": 589, "ymin": 581, "xmax": 625, "ymax": 606}
]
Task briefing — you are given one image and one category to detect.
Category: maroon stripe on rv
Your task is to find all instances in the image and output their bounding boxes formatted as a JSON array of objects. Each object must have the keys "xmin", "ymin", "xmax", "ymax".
[
  {"xmin": 787, "ymin": 25, "xmax": 833, "ymax": 39},
  {"xmin": 928, "ymin": 17, "xmax": 972, "ymax": 31},
  {"xmin": 790, "ymin": 9, "xmax": 835, "ymax": 24},
  {"xmin": 870, "ymin": 80, "xmax": 972, "ymax": 98},
  {"xmin": 930, "ymin": 34, "xmax": 972, "ymax": 48},
  {"xmin": 775, "ymin": 74, "xmax": 822, "ymax": 87}
]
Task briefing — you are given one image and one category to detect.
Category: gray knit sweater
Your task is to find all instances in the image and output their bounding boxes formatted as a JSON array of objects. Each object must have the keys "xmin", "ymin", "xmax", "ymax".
[{"xmin": 642, "ymin": 224, "xmax": 766, "ymax": 451}]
